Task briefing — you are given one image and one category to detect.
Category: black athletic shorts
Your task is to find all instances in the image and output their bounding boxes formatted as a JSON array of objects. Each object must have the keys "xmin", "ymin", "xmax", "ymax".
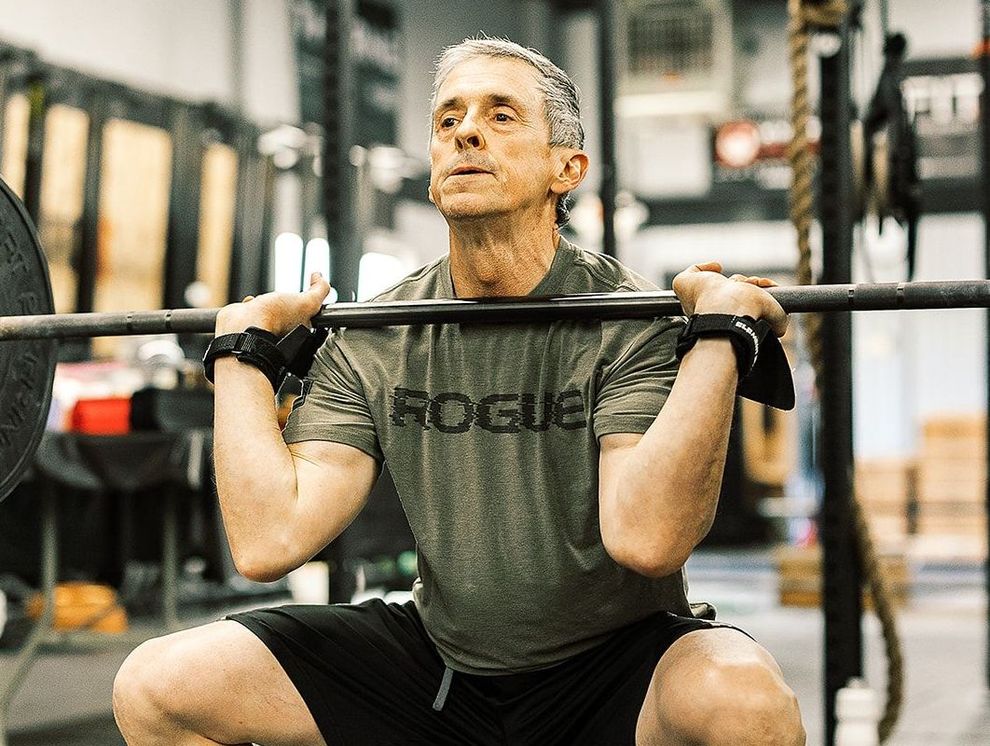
[{"xmin": 228, "ymin": 599, "xmax": 749, "ymax": 746}]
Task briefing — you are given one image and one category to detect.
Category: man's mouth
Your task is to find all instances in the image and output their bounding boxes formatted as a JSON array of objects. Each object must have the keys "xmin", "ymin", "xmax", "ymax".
[{"xmin": 449, "ymin": 167, "xmax": 490, "ymax": 176}]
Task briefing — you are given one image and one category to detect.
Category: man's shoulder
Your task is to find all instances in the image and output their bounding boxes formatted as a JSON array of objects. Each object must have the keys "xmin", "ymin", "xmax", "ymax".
[
  {"xmin": 558, "ymin": 237, "xmax": 659, "ymax": 293},
  {"xmin": 369, "ymin": 255, "xmax": 449, "ymax": 302}
]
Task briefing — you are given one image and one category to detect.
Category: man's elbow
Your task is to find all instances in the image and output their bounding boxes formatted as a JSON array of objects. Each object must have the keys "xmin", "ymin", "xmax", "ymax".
[
  {"xmin": 231, "ymin": 546, "xmax": 293, "ymax": 584},
  {"xmin": 602, "ymin": 534, "xmax": 689, "ymax": 579}
]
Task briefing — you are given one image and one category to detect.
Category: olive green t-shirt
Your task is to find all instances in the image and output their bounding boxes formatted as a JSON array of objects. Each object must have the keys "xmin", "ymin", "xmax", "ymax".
[{"xmin": 283, "ymin": 238, "xmax": 691, "ymax": 674}]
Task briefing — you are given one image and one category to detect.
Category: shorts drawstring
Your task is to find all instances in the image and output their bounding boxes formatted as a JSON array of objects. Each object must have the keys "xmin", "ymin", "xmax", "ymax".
[{"xmin": 432, "ymin": 666, "xmax": 454, "ymax": 711}]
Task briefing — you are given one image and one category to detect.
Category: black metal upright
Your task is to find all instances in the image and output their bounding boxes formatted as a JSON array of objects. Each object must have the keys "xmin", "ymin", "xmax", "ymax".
[
  {"xmin": 980, "ymin": 0, "xmax": 990, "ymax": 690},
  {"xmin": 0, "ymin": 49, "xmax": 16, "ymax": 174},
  {"xmin": 230, "ymin": 130, "xmax": 273, "ymax": 304},
  {"xmin": 76, "ymin": 90, "xmax": 106, "ymax": 316},
  {"xmin": 818, "ymin": 11, "xmax": 862, "ymax": 745},
  {"xmin": 163, "ymin": 104, "xmax": 204, "ymax": 309},
  {"xmin": 21, "ymin": 68, "xmax": 45, "ymax": 224},
  {"xmin": 597, "ymin": 0, "xmax": 618, "ymax": 258},
  {"xmin": 323, "ymin": 0, "xmax": 360, "ymax": 302},
  {"xmin": 323, "ymin": 0, "xmax": 359, "ymax": 601}
]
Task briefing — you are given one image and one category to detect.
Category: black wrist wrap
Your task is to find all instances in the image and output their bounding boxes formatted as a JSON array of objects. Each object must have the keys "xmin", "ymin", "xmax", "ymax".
[
  {"xmin": 675, "ymin": 314, "xmax": 765, "ymax": 379},
  {"xmin": 676, "ymin": 313, "xmax": 795, "ymax": 410},
  {"xmin": 203, "ymin": 324, "xmax": 330, "ymax": 391},
  {"xmin": 203, "ymin": 327, "xmax": 285, "ymax": 389}
]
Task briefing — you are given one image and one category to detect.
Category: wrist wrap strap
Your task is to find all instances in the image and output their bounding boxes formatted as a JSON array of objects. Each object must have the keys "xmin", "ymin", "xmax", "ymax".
[
  {"xmin": 676, "ymin": 314, "xmax": 795, "ymax": 410},
  {"xmin": 676, "ymin": 314, "xmax": 765, "ymax": 379},
  {"xmin": 203, "ymin": 327, "xmax": 285, "ymax": 390}
]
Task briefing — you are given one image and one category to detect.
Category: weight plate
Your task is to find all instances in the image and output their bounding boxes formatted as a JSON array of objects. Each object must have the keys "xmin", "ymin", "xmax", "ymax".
[{"xmin": 0, "ymin": 176, "xmax": 57, "ymax": 502}]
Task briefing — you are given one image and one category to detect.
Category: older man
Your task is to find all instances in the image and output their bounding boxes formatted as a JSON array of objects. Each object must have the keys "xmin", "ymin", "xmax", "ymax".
[{"xmin": 113, "ymin": 38, "xmax": 804, "ymax": 745}]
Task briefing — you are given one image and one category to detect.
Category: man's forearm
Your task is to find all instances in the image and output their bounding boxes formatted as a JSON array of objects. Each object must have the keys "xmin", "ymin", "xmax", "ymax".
[
  {"xmin": 610, "ymin": 338, "xmax": 739, "ymax": 574},
  {"xmin": 212, "ymin": 357, "xmax": 300, "ymax": 576}
]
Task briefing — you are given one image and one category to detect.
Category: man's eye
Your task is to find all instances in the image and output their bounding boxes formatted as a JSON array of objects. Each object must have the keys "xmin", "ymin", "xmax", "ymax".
[
  {"xmin": 440, "ymin": 117, "xmax": 457, "ymax": 128},
  {"xmin": 494, "ymin": 112, "xmax": 511, "ymax": 122}
]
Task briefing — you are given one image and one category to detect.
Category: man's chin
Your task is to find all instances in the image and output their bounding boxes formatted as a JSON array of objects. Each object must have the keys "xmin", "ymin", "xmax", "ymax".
[{"xmin": 436, "ymin": 198, "xmax": 505, "ymax": 222}]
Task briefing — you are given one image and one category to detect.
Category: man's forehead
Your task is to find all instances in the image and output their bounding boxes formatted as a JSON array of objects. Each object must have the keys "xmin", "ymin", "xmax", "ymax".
[{"xmin": 433, "ymin": 56, "xmax": 542, "ymax": 109}]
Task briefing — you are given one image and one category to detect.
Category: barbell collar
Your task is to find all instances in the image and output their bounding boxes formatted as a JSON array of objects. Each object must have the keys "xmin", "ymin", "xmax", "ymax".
[{"xmin": 0, "ymin": 280, "xmax": 989, "ymax": 341}]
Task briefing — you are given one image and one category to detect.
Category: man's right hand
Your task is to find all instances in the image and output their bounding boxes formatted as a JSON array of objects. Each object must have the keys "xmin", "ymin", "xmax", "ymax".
[{"xmin": 214, "ymin": 272, "xmax": 333, "ymax": 337}]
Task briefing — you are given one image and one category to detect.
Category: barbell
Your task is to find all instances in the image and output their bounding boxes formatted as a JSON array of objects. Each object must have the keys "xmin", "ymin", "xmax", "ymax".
[{"xmin": 2, "ymin": 175, "xmax": 990, "ymax": 503}]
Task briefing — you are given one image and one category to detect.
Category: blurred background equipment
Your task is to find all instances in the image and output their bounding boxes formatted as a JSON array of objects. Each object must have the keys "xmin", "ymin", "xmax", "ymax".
[{"xmin": 0, "ymin": 1, "xmax": 988, "ymax": 744}]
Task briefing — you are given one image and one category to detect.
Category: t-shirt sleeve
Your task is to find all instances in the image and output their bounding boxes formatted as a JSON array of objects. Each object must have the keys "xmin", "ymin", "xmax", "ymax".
[
  {"xmin": 593, "ymin": 316, "xmax": 685, "ymax": 439},
  {"xmin": 281, "ymin": 333, "xmax": 383, "ymax": 462}
]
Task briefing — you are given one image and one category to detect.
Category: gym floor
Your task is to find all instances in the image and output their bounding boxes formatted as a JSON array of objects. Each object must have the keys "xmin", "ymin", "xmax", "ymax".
[{"xmin": 3, "ymin": 549, "xmax": 989, "ymax": 746}]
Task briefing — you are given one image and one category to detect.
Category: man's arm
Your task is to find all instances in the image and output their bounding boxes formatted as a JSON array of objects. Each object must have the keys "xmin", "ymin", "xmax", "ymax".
[
  {"xmin": 211, "ymin": 274, "xmax": 379, "ymax": 582},
  {"xmin": 598, "ymin": 262, "xmax": 787, "ymax": 577}
]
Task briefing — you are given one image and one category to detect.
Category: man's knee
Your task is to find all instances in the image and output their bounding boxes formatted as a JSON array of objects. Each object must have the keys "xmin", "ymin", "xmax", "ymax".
[
  {"xmin": 707, "ymin": 660, "xmax": 804, "ymax": 744},
  {"xmin": 113, "ymin": 636, "xmax": 181, "ymax": 729},
  {"xmin": 653, "ymin": 658, "xmax": 805, "ymax": 746}
]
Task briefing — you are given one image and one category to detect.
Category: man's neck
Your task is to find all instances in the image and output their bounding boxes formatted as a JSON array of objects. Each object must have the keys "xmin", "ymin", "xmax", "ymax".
[{"xmin": 448, "ymin": 215, "xmax": 560, "ymax": 298}]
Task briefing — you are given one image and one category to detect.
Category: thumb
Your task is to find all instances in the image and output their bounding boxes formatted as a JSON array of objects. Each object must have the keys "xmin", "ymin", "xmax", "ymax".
[
  {"xmin": 308, "ymin": 271, "xmax": 329, "ymax": 291},
  {"xmin": 306, "ymin": 272, "xmax": 331, "ymax": 303}
]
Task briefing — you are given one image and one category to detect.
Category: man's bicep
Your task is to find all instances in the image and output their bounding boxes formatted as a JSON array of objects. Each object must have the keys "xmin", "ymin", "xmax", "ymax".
[{"xmin": 288, "ymin": 439, "xmax": 381, "ymax": 555}]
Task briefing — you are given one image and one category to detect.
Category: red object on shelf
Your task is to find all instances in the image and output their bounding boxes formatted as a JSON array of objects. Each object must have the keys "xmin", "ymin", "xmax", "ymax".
[{"xmin": 69, "ymin": 397, "xmax": 132, "ymax": 434}]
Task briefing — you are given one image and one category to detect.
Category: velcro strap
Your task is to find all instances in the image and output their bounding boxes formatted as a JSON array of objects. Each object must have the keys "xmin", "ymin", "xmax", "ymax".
[{"xmin": 676, "ymin": 314, "xmax": 794, "ymax": 410}]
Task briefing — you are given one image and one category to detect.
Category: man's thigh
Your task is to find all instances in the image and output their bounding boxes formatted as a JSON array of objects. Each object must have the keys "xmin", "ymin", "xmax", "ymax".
[
  {"xmin": 492, "ymin": 612, "xmax": 731, "ymax": 745},
  {"xmin": 115, "ymin": 619, "xmax": 324, "ymax": 745},
  {"xmin": 228, "ymin": 600, "xmax": 501, "ymax": 745}
]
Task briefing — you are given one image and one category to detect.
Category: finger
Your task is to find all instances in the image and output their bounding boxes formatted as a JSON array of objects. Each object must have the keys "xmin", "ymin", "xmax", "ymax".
[
  {"xmin": 768, "ymin": 300, "xmax": 788, "ymax": 337},
  {"xmin": 773, "ymin": 313, "xmax": 789, "ymax": 338},
  {"xmin": 744, "ymin": 277, "xmax": 778, "ymax": 288},
  {"xmin": 732, "ymin": 275, "xmax": 777, "ymax": 288},
  {"xmin": 692, "ymin": 261, "xmax": 722, "ymax": 273},
  {"xmin": 241, "ymin": 295, "xmax": 255, "ymax": 303}
]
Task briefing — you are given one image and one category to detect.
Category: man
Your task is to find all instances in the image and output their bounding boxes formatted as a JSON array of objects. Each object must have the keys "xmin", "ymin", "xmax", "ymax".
[{"xmin": 113, "ymin": 38, "xmax": 805, "ymax": 745}]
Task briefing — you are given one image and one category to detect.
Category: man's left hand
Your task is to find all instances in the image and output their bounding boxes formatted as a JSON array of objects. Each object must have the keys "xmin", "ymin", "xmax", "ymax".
[{"xmin": 671, "ymin": 261, "xmax": 788, "ymax": 338}]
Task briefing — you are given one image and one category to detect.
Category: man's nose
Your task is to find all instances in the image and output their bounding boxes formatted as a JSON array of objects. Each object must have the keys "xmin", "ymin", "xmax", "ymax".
[{"xmin": 454, "ymin": 112, "xmax": 485, "ymax": 150}]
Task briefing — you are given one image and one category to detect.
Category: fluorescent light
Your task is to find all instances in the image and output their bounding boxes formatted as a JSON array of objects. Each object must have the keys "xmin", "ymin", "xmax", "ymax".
[
  {"xmin": 358, "ymin": 252, "xmax": 406, "ymax": 301},
  {"xmin": 273, "ymin": 232, "xmax": 304, "ymax": 293},
  {"xmin": 304, "ymin": 238, "xmax": 334, "ymax": 302}
]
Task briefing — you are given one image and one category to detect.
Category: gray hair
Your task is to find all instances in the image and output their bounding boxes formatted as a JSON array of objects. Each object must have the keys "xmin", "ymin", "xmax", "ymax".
[{"xmin": 431, "ymin": 37, "xmax": 584, "ymax": 227}]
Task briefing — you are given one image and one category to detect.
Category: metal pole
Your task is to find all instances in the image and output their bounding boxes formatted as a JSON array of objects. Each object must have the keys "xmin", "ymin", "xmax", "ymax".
[
  {"xmin": 227, "ymin": 0, "xmax": 246, "ymax": 115},
  {"xmin": 21, "ymin": 68, "xmax": 45, "ymax": 225},
  {"xmin": 597, "ymin": 0, "xmax": 618, "ymax": 258},
  {"xmin": 0, "ymin": 49, "xmax": 16, "ymax": 177},
  {"xmin": 163, "ymin": 104, "xmax": 203, "ymax": 309},
  {"xmin": 818, "ymin": 10, "xmax": 861, "ymax": 744},
  {"xmin": 2, "ymin": 281, "xmax": 990, "ymax": 340},
  {"xmin": 980, "ymin": 0, "xmax": 990, "ymax": 690},
  {"xmin": 323, "ymin": 0, "xmax": 360, "ymax": 302},
  {"xmin": 77, "ymin": 91, "xmax": 106, "ymax": 316},
  {"xmin": 0, "ymin": 482, "xmax": 57, "ymax": 746},
  {"xmin": 323, "ymin": 0, "xmax": 359, "ymax": 602}
]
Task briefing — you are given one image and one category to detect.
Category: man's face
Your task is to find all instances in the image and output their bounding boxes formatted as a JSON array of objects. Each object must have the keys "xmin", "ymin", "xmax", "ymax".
[{"xmin": 428, "ymin": 56, "xmax": 560, "ymax": 223}]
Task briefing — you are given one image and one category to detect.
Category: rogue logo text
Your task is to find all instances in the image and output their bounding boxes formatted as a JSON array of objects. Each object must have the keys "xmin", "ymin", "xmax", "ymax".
[{"xmin": 390, "ymin": 387, "xmax": 587, "ymax": 433}]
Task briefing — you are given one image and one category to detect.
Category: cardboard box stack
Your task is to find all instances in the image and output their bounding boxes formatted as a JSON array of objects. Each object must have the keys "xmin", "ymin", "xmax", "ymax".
[
  {"xmin": 775, "ymin": 544, "xmax": 909, "ymax": 609},
  {"xmin": 854, "ymin": 457, "xmax": 913, "ymax": 552},
  {"xmin": 776, "ymin": 459, "xmax": 913, "ymax": 608},
  {"xmin": 913, "ymin": 415, "xmax": 987, "ymax": 561}
]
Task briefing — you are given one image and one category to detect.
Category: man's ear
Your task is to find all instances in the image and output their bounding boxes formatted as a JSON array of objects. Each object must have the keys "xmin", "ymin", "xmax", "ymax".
[{"xmin": 550, "ymin": 150, "xmax": 589, "ymax": 197}]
